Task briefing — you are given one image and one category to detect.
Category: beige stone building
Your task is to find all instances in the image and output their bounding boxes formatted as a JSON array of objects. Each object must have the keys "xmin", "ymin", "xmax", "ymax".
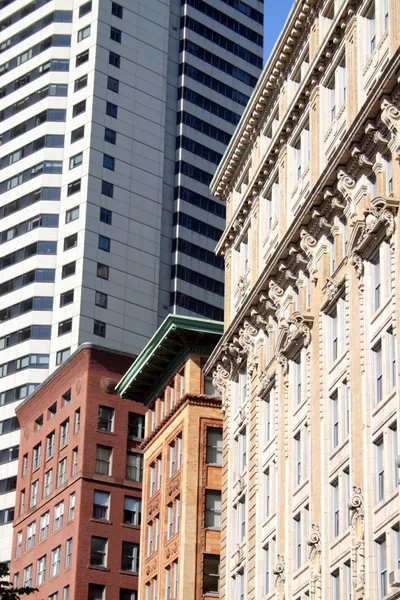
[
  {"xmin": 116, "ymin": 315, "xmax": 223, "ymax": 600},
  {"xmin": 205, "ymin": 1, "xmax": 400, "ymax": 599}
]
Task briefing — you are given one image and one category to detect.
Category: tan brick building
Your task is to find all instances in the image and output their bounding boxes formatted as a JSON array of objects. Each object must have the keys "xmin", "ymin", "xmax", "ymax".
[
  {"xmin": 205, "ymin": 1, "xmax": 400, "ymax": 599},
  {"xmin": 117, "ymin": 315, "xmax": 223, "ymax": 600},
  {"xmin": 10, "ymin": 345, "xmax": 145, "ymax": 600}
]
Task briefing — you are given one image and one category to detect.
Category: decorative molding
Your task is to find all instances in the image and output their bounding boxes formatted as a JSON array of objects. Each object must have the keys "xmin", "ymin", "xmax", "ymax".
[
  {"xmin": 257, "ymin": 369, "xmax": 276, "ymax": 397},
  {"xmin": 380, "ymin": 95, "xmax": 400, "ymax": 158},
  {"xmin": 147, "ymin": 494, "xmax": 160, "ymax": 519},
  {"xmin": 307, "ymin": 524, "xmax": 322, "ymax": 600},
  {"xmin": 273, "ymin": 554, "xmax": 285, "ymax": 599},
  {"xmin": 336, "ymin": 169, "xmax": 357, "ymax": 217},
  {"xmin": 348, "ymin": 486, "xmax": 365, "ymax": 595},
  {"xmin": 277, "ymin": 312, "xmax": 314, "ymax": 358},
  {"xmin": 166, "ymin": 472, "xmax": 181, "ymax": 500},
  {"xmin": 164, "ymin": 537, "xmax": 179, "ymax": 561},
  {"xmin": 144, "ymin": 557, "xmax": 158, "ymax": 578}
]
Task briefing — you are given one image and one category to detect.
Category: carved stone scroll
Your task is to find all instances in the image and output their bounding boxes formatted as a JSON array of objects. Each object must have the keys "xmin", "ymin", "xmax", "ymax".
[
  {"xmin": 307, "ymin": 524, "xmax": 321, "ymax": 600},
  {"xmin": 380, "ymin": 96, "xmax": 400, "ymax": 158},
  {"xmin": 348, "ymin": 486, "xmax": 365, "ymax": 596},
  {"xmin": 273, "ymin": 555, "xmax": 285, "ymax": 600}
]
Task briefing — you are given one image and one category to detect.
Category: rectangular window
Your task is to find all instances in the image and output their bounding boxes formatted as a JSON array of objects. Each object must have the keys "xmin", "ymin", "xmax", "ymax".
[
  {"xmin": 26, "ymin": 521, "xmax": 36, "ymax": 550},
  {"xmin": 39, "ymin": 511, "xmax": 49, "ymax": 541},
  {"xmin": 95, "ymin": 291, "xmax": 108, "ymax": 308},
  {"xmin": 367, "ymin": 2, "xmax": 376, "ymax": 56},
  {"xmin": 72, "ymin": 99, "xmax": 86, "ymax": 117},
  {"xmin": 72, "ymin": 448, "xmax": 78, "ymax": 475},
  {"xmin": 124, "ymin": 496, "xmax": 141, "ymax": 526},
  {"xmin": 331, "ymin": 309, "xmax": 338, "ymax": 363},
  {"xmin": 101, "ymin": 180, "xmax": 114, "ymax": 197},
  {"xmin": 110, "ymin": 26, "xmax": 122, "ymax": 43},
  {"xmin": 77, "ymin": 25, "xmax": 90, "ymax": 42},
  {"xmin": 126, "ymin": 451, "xmax": 143, "ymax": 481},
  {"xmin": 238, "ymin": 496, "xmax": 246, "ymax": 542},
  {"xmin": 376, "ymin": 536, "xmax": 387, "ymax": 599},
  {"xmin": 375, "ymin": 437, "xmax": 384, "ymax": 502},
  {"xmin": 103, "ymin": 154, "xmax": 115, "ymax": 171},
  {"xmin": 106, "ymin": 102, "xmax": 118, "ymax": 118},
  {"xmin": 90, "ymin": 536, "xmax": 108, "ymax": 567},
  {"xmin": 68, "ymin": 492, "xmax": 75, "ymax": 521},
  {"xmin": 23, "ymin": 565, "xmax": 32, "ymax": 587},
  {"xmin": 93, "ymin": 491, "xmax": 110, "ymax": 520},
  {"xmin": 121, "ymin": 542, "xmax": 139, "ymax": 572},
  {"xmin": 294, "ymin": 356, "xmax": 302, "ymax": 405},
  {"xmin": 372, "ymin": 251, "xmax": 381, "ymax": 311},
  {"xmin": 32, "ymin": 443, "xmax": 41, "ymax": 470},
  {"xmin": 388, "ymin": 328, "xmax": 396, "ymax": 390},
  {"xmin": 60, "ymin": 289, "xmax": 74, "ymax": 307},
  {"xmin": 36, "ymin": 555, "xmax": 46, "ymax": 586},
  {"xmin": 373, "ymin": 341, "xmax": 383, "ymax": 404},
  {"xmin": 71, "ymin": 126, "xmax": 84, "ymax": 143},
  {"xmin": 112, "ymin": 2, "xmax": 123, "ymax": 17},
  {"xmin": 65, "ymin": 538, "xmax": 72, "ymax": 568},
  {"xmin": 206, "ymin": 427, "xmax": 222, "ymax": 465},
  {"xmin": 74, "ymin": 75, "xmax": 87, "ymax": 91},
  {"xmin": 30, "ymin": 480, "xmax": 38, "ymax": 507},
  {"xmin": 205, "ymin": 490, "xmax": 221, "ymax": 529},
  {"xmin": 100, "ymin": 208, "xmax": 112, "ymax": 227},
  {"xmin": 43, "ymin": 469, "xmax": 52, "ymax": 497},
  {"xmin": 332, "ymin": 570, "xmax": 340, "ymax": 600},
  {"xmin": 128, "ymin": 413, "xmax": 145, "ymax": 439},
  {"xmin": 53, "ymin": 501, "xmax": 64, "ymax": 531},
  {"xmin": 58, "ymin": 318, "xmax": 72, "ymax": 336},
  {"xmin": 104, "ymin": 128, "xmax": 117, "ymax": 145},
  {"xmin": 93, "ymin": 319, "xmax": 106, "ymax": 337},
  {"xmin": 79, "ymin": 1, "xmax": 92, "ymax": 17},
  {"xmin": 331, "ymin": 479, "xmax": 339, "ymax": 537},
  {"xmin": 109, "ymin": 51, "xmax": 121, "ymax": 68},
  {"xmin": 295, "ymin": 514, "xmax": 302, "ymax": 569},
  {"xmin": 64, "ymin": 233, "xmax": 78, "ymax": 250},
  {"xmin": 60, "ymin": 419, "xmax": 69, "ymax": 447},
  {"xmin": 62, "ymin": 262, "xmax": 75, "ymax": 279},
  {"xmin": 264, "ymin": 467, "xmax": 271, "ymax": 518},
  {"xmin": 50, "ymin": 546, "xmax": 61, "ymax": 577},
  {"xmin": 96, "ymin": 445, "xmax": 112, "ymax": 475},
  {"xmin": 331, "ymin": 391, "xmax": 339, "ymax": 448},
  {"xmin": 88, "ymin": 585, "xmax": 105, "ymax": 600},
  {"xmin": 107, "ymin": 76, "xmax": 119, "ymax": 93},
  {"xmin": 99, "ymin": 235, "xmax": 111, "ymax": 252},
  {"xmin": 97, "ymin": 263, "xmax": 109, "ymax": 280},
  {"xmin": 97, "ymin": 406, "xmax": 114, "ymax": 432},
  {"xmin": 203, "ymin": 555, "xmax": 219, "ymax": 595},
  {"xmin": 76, "ymin": 50, "xmax": 89, "ymax": 67},
  {"xmin": 74, "ymin": 409, "xmax": 80, "ymax": 433}
]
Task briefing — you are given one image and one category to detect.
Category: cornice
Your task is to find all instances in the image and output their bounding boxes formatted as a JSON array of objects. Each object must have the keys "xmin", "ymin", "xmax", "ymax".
[
  {"xmin": 205, "ymin": 49, "xmax": 400, "ymax": 376},
  {"xmin": 211, "ymin": 0, "xmax": 358, "ymax": 204}
]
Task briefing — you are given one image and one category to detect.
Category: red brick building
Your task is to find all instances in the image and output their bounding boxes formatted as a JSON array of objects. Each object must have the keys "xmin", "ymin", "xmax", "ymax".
[{"xmin": 10, "ymin": 345, "xmax": 145, "ymax": 600}]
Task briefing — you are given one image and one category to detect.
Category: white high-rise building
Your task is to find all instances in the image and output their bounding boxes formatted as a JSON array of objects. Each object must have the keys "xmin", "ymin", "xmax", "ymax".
[{"xmin": 0, "ymin": 0, "xmax": 263, "ymax": 565}]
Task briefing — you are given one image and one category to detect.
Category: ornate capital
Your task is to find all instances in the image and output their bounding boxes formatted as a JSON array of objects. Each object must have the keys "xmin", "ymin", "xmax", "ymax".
[
  {"xmin": 212, "ymin": 363, "xmax": 231, "ymax": 396},
  {"xmin": 337, "ymin": 169, "xmax": 356, "ymax": 217},
  {"xmin": 381, "ymin": 96, "xmax": 400, "ymax": 158}
]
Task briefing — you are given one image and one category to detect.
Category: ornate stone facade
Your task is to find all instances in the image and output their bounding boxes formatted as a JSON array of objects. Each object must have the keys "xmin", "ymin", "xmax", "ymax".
[{"xmin": 205, "ymin": 1, "xmax": 400, "ymax": 598}]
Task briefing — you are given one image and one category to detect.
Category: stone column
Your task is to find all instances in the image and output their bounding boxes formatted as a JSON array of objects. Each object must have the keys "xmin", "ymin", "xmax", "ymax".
[
  {"xmin": 310, "ymin": 85, "xmax": 321, "ymax": 187},
  {"xmin": 345, "ymin": 16, "xmax": 359, "ymax": 125}
]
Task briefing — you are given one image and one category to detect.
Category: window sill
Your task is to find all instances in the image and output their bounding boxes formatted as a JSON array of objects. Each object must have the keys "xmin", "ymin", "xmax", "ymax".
[
  {"xmin": 90, "ymin": 518, "xmax": 112, "ymax": 525},
  {"xmin": 119, "ymin": 570, "xmax": 138, "ymax": 577},
  {"xmin": 88, "ymin": 565, "xmax": 110, "ymax": 572},
  {"xmin": 329, "ymin": 437, "xmax": 349, "ymax": 461},
  {"xmin": 374, "ymin": 488, "xmax": 398, "ymax": 515},
  {"xmin": 329, "ymin": 527, "xmax": 350, "ymax": 550},
  {"xmin": 328, "ymin": 351, "xmax": 347, "ymax": 376},
  {"xmin": 121, "ymin": 523, "xmax": 140, "ymax": 530},
  {"xmin": 293, "ymin": 563, "xmax": 308, "ymax": 579},
  {"xmin": 96, "ymin": 429, "xmax": 117, "ymax": 436},
  {"xmin": 45, "ymin": 455, "xmax": 54, "ymax": 463},
  {"xmin": 370, "ymin": 296, "xmax": 392, "ymax": 326},
  {"xmin": 372, "ymin": 389, "xmax": 396, "ymax": 420}
]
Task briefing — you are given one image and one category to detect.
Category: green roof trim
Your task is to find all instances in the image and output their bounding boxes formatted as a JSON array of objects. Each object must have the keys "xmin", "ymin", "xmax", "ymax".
[{"xmin": 116, "ymin": 314, "xmax": 223, "ymax": 401}]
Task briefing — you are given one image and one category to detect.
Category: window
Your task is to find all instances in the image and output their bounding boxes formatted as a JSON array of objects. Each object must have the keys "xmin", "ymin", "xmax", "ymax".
[
  {"xmin": 109, "ymin": 51, "xmax": 121, "ymax": 68},
  {"xmin": 99, "ymin": 235, "xmax": 111, "ymax": 252},
  {"xmin": 107, "ymin": 76, "xmax": 119, "ymax": 93},
  {"xmin": 126, "ymin": 451, "xmax": 143, "ymax": 481},
  {"xmin": 203, "ymin": 555, "xmax": 219, "ymax": 595},
  {"xmin": 76, "ymin": 50, "xmax": 89, "ymax": 66},
  {"xmin": 388, "ymin": 329, "xmax": 396, "ymax": 390},
  {"xmin": 30, "ymin": 480, "xmax": 38, "ymax": 507},
  {"xmin": 94, "ymin": 320, "xmax": 106, "ymax": 337},
  {"xmin": 77, "ymin": 25, "xmax": 91, "ymax": 42},
  {"xmin": 64, "ymin": 233, "xmax": 78, "ymax": 251},
  {"xmin": 22, "ymin": 454, "xmax": 28, "ymax": 477},
  {"xmin": 96, "ymin": 445, "xmax": 112, "ymax": 475},
  {"xmin": 88, "ymin": 585, "xmax": 105, "ymax": 600},
  {"xmin": 106, "ymin": 101, "xmax": 118, "ymax": 118},
  {"xmin": 331, "ymin": 479, "xmax": 339, "ymax": 537},
  {"xmin": 93, "ymin": 491, "xmax": 110, "ymax": 520},
  {"xmin": 68, "ymin": 493, "xmax": 75, "ymax": 521},
  {"xmin": 32, "ymin": 443, "xmax": 41, "ymax": 470},
  {"xmin": 39, "ymin": 511, "xmax": 49, "ymax": 541},
  {"xmin": 373, "ymin": 341, "xmax": 383, "ymax": 405},
  {"xmin": 97, "ymin": 263, "xmax": 109, "ymax": 280},
  {"xmin": 112, "ymin": 2, "xmax": 123, "ymax": 17},
  {"xmin": 104, "ymin": 127, "xmax": 117, "ymax": 144},
  {"xmin": 53, "ymin": 501, "xmax": 64, "ymax": 531},
  {"xmin": 206, "ymin": 427, "xmax": 222, "ymax": 465},
  {"xmin": 99, "ymin": 208, "xmax": 112, "ymax": 227},
  {"xmin": 26, "ymin": 521, "xmax": 36, "ymax": 550},
  {"xmin": 169, "ymin": 441, "xmax": 176, "ymax": 477},
  {"xmin": 331, "ymin": 570, "xmax": 340, "ymax": 600},
  {"xmin": 175, "ymin": 498, "xmax": 180, "ymax": 534},
  {"xmin": 16, "ymin": 531, "xmax": 22, "ymax": 557},
  {"xmin": 71, "ymin": 126, "xmax": 84, "ymax": 143},
  {"xmin": 74, "ymin": 75, "xmax": 87, "ymax": 91},
  {"xmin": 238, "ymin": 428, "xmax": 247, "ymax": 473},
  {"xmin": 385, "ymin": 154, "xmax": 393, "ymax": 195},
  {"xmin": 121, "ymin": 542, "xmax": 139, "ymax": 572},
  {"xmin": 120, "ymin": 591, "xmax": 137, "ymax": 600},
  {"xmin": 36, "ymin": 555, "xmax": 46, "ymax": 586},
  {"xmin": 74, "ymin": 409, "xmax": 81, "ymax": 433},
  {"xmin": 64, "ymin": 587, "xmax": 70, "ymax": 600},
  {"xmin": 376, "ymin": 536, "xmax": 387, "ymax": 599},
  {"xmin": 205, "ymin": 491, "xmax": 221, "ymax": 529},
  {"xmin": 60, "ymin": 419, "xmax": 69, "ymax": 447},
  {"xmin": 238, "ymin": 496, "xmax": 246, "ymax": 542},
  {"xmin": 124, "ymin": 497, "xmax": 141, "ymax": 526},
  {"xmin": 128, "ymin": 413, "xmax": 144, "ymax": 439},
  {"xmin": 20, "ymin": 490, "xmax": 25, "ymax": 515},
  {"xmin": 375, "ymin": 437, "xmax": 384, "ymax": 502},
  {"xmin": 62, "ymin": 262, "xmax": 76, "ymax": 278},
  {"xmin": 79, "ymin": 1, "xmax": 92, "ymax": 17},
  {"xmin": 23, "ymin": 565, "xmax": 32, "ymax": 587},
  {"xmin": 50, "ymin": 546, "xmax": 61, "ymax": 577},
  {"xmin": 35, "ymin": 415, "xmax": 43, "ymax": 431},
  {"xmin": 72, "ymin": 448, "xmax": 78, "ymax": 475},
  {"xmin": 65, "ymin": 538, "xmax": 72, "ymax": 568},
  {"xmin": 147, "ymin": 522, "xmax": 153, "ymax": 557},
  {"xmin": 90, "ymin": 536, "xmax": 107, "ymax": 567},
  {"xmin": 58, "ymin": 318, "xmax": 72, "ymax": 336},
  {"xmin": 56, "ymin": 347, "xmax": 70, "ymax": 365},
  {"xmin": 69, "ymin": 152, "xmax": 83, "ymax": 169},
  {"xmin": 98, "ymin": 406, "xmax": 114, "ymax": 432},
  {"xmin": 366, "ymin": 2, "xmax": 376, "ymax": 56},
  {"xmin": 331, "ymin": 391, "xmax": 339, "ymax": 448},
  {"xmin": 43, "ymin": 469, "xmax": 52, "ymax": 497},
  {"xmin": 103, "ymin": 154, "xmax": 115, "ymax": 170},
  {"xmin": 72, "ymin": 99, "xmax": 86, "ymax": 116},
  {"xmin": 95, "ymin": 291, "xmax": 108, "ymax": 308},
  {"xmin": 110, "ymin": 26, "xmax": 122, "ymax": 43},
  {"xmin": 60, "ymin": 289, "xmax": 74, "ymax": 307},
  {"xmin": 167, "ymin": 503, "xmax": 173, "ymax": 540},
  {"xmin": 101, "ymin": 180, "xmax": 114, "ymax": 197}
]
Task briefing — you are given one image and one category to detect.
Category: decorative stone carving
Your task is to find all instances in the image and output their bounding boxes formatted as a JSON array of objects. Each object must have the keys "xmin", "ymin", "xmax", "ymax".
[
  {"xmin": 233, "ymin": 543, "xmax": 245, "ymax": 568},
  {"xmin": 235, "ymin": 273, "xmax": 250, "ymax": 303},
  {"xmin": 380, "ymin": 96, "xmax": 400, "ymax": 158},
  {"xmin": 257, "ymin": 370, "xmax": 275, "ymax": 397},
  {"xmin": 145, "ymin": 557, "xmax": 158, "ymax": 577},
  {"xmin": 147, "ymin": 494, "xmax": 160, "ymax": 519},
  {"xmin": 165, "ymin": 538, "xmax": 179, "ymax": 560},
  {"xmin": 166, "ymin": 472, "xmax": 181, "ymax": 500},
  {"xmin": 307, "ymin": 525, "xmax": 321, "ymax": 600},
  {"xmin": 268, "ymin": 279, "xmax": 284, "ymax": 308},
  {"xmin": 100, "ymin": 377, "xmax": 117, "ymax": 394},
  {"xmin": 277, "ymin": 352, "xmax": 288, "ymax": 376},
  {"xmin": 311, "ymin": 208, "xmax": 332, "ymax": 234},
  {"xmin": 273, "ymin": 554, "xmax": 285, "ymax": 599},
  {"xmin": 348, "ymin": 486, "xmax": 365, "ymax": 595},
  {"xmin": 212, "ymin": 363, "xmax": 231, "ymax": 396},
  {"xmin": 75, "ymin": 379, "xmax": 82, "ymax": 395},
  {"xmin": 349, "ymin": 252, "xmax": 364, "ymax": 279},
  {"xmin": 299, "ymin": 228, "xmax": 317, "ymax": 272},
  {"xmin": 325, "ymin": 277, "xmax": 339, "ymax": 301},
  {"xmin": 277, "ymin": 312, "xmax": 313, "ymax": 359},
  {"xmin": 337, "ymin": 169, "xmax": 357, "ymax": 216}
]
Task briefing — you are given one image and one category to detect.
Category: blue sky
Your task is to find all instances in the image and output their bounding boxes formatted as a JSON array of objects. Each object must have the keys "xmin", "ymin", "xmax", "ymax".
[{"xmin": 263, "ymin": 0, "xmax": 295, "ymax": 63}]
